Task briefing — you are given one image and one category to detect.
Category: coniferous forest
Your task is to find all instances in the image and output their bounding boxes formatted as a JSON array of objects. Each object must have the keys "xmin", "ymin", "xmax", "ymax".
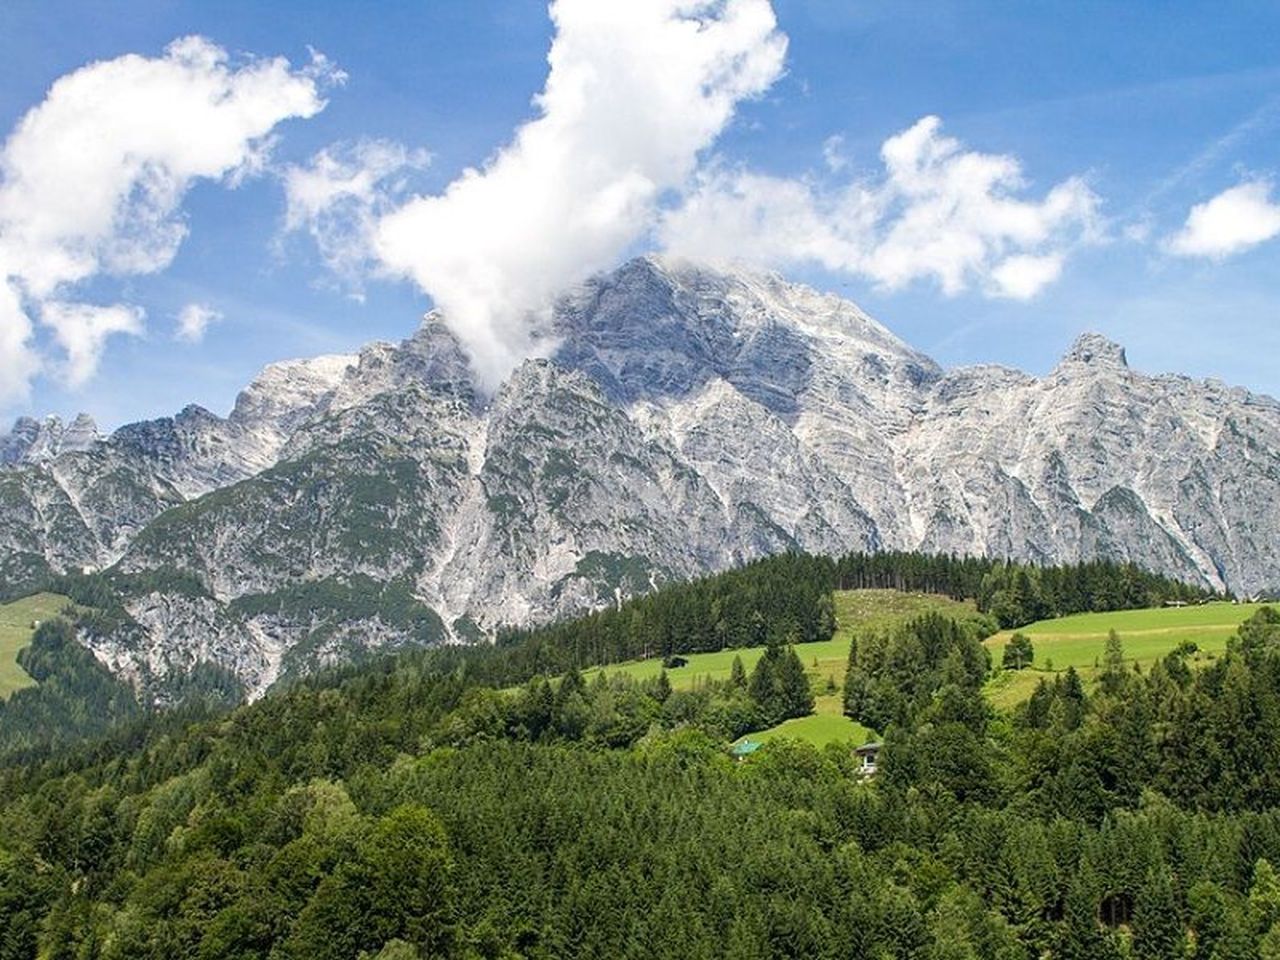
[{"xmin": 1, "ymin": 552, "xmax": 1272, "ymax": 958}]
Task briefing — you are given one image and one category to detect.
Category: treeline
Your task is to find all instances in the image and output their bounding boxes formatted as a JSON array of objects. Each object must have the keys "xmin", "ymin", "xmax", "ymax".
[
  {"xmin": 499, "ymin": 551, "xmax": 1212, "ymax": 683},
  {"xmin": 837, "ymin": 551, "xmax": 1218, "ymax": 627},
  {"xmin": 494, "ymin": 552, "xmax": 838, "ymax": 676},
  {"xmin": 439, "ymin": 638, "xmax": 813, "ymax": 752},
  {"xmin": 0, "ymin": 621, "xmax": 143, "ymax": 758}
]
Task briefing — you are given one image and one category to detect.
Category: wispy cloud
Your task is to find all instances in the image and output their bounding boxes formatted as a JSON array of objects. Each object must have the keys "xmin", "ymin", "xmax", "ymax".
[
  {"xmin": 1144, "ymin": 95, "xmax": 1280, "ymax": 208},
  {"xmin": 175, "ymin": 303, "xmax": 223, "ymax": 344},
  {"xmin": 281, "ymin": 139, "xmax": 430, "ymax": 297}
]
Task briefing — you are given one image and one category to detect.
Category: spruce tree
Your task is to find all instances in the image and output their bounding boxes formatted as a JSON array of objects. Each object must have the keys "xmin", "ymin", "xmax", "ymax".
[
  {"xmin": 1101, "ymin": 630, "xmax": 1127, "ymax": 696},
  {"xmin": 1132, "ymin": 865, "xmax": 1184, "ymax": 960},
  {"xmin": 778, "ymin": 646, "xmax": 814, "ymax": 719}
]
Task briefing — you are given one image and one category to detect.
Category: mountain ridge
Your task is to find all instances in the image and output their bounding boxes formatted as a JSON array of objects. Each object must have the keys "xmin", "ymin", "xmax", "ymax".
[{"xmin": 3, "ymin": 255, "xmax": 1277, "ymax": 696}]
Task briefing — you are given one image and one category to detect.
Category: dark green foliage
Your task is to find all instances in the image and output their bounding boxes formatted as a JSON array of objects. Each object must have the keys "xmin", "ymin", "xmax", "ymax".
[
  {"xmin": 1132, "ymin": 865, "xmax": 1184, "ymax": 959},
  {"xmin": 1, "ymin": 602, "xmax": 1280, "ymax": 956},
  {"xmin": 747, "ymin": 640, "xmax": 814, "ymax": 726},
  {"xmin": 843, "ymin": 612, "xmax": 993, "ymax": 731},
  {"xmin": 1001, "ymin": 633, "xmax": 1034, "ymax": 670},
  {"xmin": 0, "ymin": 550, "xmax": 1249, "ymax": 957},
  {"xmin": 497, "ymin": 552, "xmax": 839, "ymax": 675},
  {"xmin": 280, "ymin": 804, "xmax": 455, "ymax": 959},
  {"xmin": 0, "ymin": 620, "xmax": 142, "ymax": 758},
  {"xmin": 1100, "ymin": 629, "xmax": 1127, "ymax": 696},
  {"xmin": 835, "ymin": 551, "xmax": 1216, "ymax": 627}
]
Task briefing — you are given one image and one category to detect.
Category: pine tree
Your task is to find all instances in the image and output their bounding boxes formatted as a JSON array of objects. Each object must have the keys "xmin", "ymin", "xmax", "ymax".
[
  {"xmin": 778, "ymin": 646, "xmax": 814, "ymax": 719},
  {"xmin": 1101, "ymin": 630, "xmax": 1127, "ymax": 696},
  {"xmin": 1132, "ymin": 865, "xmax": 1184, "ymax": 960},
  {"xmin": 729, "ymin": 655, "xmax": 747, "ymax": 690},
  {"xmin": 654, "ymin": 670, "xmax": 672, "ymax": 704},
  {"xmin": 1001, "ymin": 633, "xmax": 1034, "ymax": 670}
]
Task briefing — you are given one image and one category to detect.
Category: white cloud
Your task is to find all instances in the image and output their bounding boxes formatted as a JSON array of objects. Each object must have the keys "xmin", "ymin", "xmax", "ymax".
[
  {"xmin": 1167, "ymin": 180, "xmax": 1280, "ymax": 260},
  {"xmin": 372, "ymin": 0, "xmax": 787, "ymax": 387},
  {"xmin": 175, "ymin": 303, "xmax": 223, "ymax": 343},
  {"xmin": 282, "ymin": 139, "xmax": 430, "ymax": 293},
  {"xmin": 989, "ymin": 253, "xmax": 1064, "ymax": 300},
  {"xmin": 0, "ymin": 36, "xmax": 337, "ymax": 404},
  {"xmin": 40, "ymin": 301, "xmax": 144, "ymax": 387},
  {"xmin": 660, "ymin": 115, "xmax": 1099, "ymax": 300},
  {"xmin": 0, "ymin": 280, "xmax": 37, "ymax": 406}
]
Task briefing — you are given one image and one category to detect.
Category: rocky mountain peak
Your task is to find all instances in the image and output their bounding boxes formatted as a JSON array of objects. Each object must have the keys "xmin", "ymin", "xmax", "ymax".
[
  {"xmin": 0, "ymin": 412, "xmax": 100, "ymax": 464},
  {"xmin": 1058, "ymin": 332, "xmax": 1128, "ymax": 370}
]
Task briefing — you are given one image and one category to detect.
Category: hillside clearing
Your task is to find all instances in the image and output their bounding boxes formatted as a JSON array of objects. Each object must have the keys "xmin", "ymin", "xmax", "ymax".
[
  {"xmin": 733, "ymin": 694, "xmax": 875, "ymax": 750},
  {"xmin": 583, "ymin": 589, "xmax": 976, "ymax": 748},
  {"xmin": 583, "ymin": 589, "xmax": 978, "ymax": 693},
  {"xmin": 983, "ymin": 602, "xmax": 1266, "ymax": 709},
  {"xmin": 0, "ymin": 593, "xmax": 70, "ymax": 699}
]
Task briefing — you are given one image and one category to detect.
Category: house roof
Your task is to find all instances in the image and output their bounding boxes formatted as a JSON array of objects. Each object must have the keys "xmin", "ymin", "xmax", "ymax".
[
  {"xmin": 854, "ymin": 741, "xmax": 883, "ymax": 755},
  {"xmin": 731, "ymin": 740, "xmax": 763, "ymax": 757}
]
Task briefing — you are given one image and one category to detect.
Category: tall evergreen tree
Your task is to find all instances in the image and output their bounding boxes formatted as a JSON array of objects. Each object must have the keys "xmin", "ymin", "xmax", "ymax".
[{"xmin": 1132, "ymin": 865, "xmax": 1184, "ymax": 960}]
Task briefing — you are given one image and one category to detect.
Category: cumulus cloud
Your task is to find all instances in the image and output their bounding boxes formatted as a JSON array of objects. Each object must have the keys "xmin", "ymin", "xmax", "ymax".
[
  {"xmin": 0, "ymin": 36, "xmax": 337, "ymax": 404},
  {"xmin": 175, "ymin": 303, "xmax": 223, "ymax": 343},
  {"xmin": 372, "ymin": 0, "xmax": 787, "ymax": 387},
  {"xmin": 1167, "ymin": 180, "xmax": 1280, "ymax": 260},
  {"xmin": 282, "ymin": 139, "xmax": 430, "ymax": 293},
  {"xmin": 660, "ymin": 115, "xmax": 1100, "ymax": 300}
]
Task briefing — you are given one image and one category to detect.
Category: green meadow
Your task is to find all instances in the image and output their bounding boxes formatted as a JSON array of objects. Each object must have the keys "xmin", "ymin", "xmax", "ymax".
[
  {"xmin": 0, "ymin": 593, "xmax": 70, "ymax": 699},
  {"xmin": 733, "ymin": 694, "xmax": 875, "ymax": 750},
  {"xmin": 586, "ymin": 588, "xmax": 976, "ymax": 747},
  {"xmin": 984, "ymin": 601, "xmax": 1267, "ymax": 709},
  {"xmin": 584, "ymin": 588, "xmax": 977, "ymax": 693}
]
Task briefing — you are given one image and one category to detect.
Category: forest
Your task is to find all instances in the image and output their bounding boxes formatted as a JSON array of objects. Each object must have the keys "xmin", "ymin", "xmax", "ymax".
[{"xmin": 0, "ymin": 552, "xmax": 1270, "ymax": 958}]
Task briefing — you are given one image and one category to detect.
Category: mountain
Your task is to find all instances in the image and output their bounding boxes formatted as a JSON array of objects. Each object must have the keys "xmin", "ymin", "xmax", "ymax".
[{"xmin": 3, "ymin": 256, "xmax": 1278, "ymax": 697}]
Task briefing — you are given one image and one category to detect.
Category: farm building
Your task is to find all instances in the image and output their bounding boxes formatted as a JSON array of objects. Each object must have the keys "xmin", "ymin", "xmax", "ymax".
[{"xmin": 854, "ymin": 741, "xmax": 882, "ymax": 778}]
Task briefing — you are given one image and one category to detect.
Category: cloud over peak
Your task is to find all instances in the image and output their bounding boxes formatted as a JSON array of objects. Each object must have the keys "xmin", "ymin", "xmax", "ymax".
[
  {"xmin": 372, "ymin": 0, "xmax": 788, "ymax": 388},
  {"xmin": 0, "ymin": 36, "xmax": 337, "ymax": 405}
]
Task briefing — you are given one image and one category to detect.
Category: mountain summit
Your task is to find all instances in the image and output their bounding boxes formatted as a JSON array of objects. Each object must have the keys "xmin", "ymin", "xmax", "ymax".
[{"xmin": 3, "ymin": 258, "xmax": 1277, "ymax": 696}]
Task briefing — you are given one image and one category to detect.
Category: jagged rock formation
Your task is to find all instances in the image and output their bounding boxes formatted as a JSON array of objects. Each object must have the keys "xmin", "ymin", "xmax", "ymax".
[
  {"xmin": 3, "ymin": 256, "xmax": 1278, "ymax": 696},
  {"xmin": 0, "ymin": 413, "xmax": 101, "ymax": 464}
]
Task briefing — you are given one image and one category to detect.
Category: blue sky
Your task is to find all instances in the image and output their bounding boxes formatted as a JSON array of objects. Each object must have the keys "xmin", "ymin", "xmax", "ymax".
[{"xmin": 1, "ymin": 0, "xmax": 1278, "ymax": 427}]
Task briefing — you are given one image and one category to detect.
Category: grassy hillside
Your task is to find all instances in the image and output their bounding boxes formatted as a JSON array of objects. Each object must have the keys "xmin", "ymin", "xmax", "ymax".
[
  {"xmin": 733, "ymin": 693, "xmax": 875, "ymax": 750},
  {"xmin": 984, "ymin": 601, "xmax": 1266, "ymax": 709},
  {"xmin": 587, "ymin": 588, "xmax": 977, "ymax": 746},
  {"xmin": 585, "ymin": 589, "xmax": 977, "ymax": 691},
  {"xmin": 0, "ymin": 593, "xmax": 70, "ymax": 699}
]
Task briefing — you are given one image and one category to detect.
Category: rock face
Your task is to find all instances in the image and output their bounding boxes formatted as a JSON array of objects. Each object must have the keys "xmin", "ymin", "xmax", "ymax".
[{"xmin": 3, "ymin": 256, "xmax": 1278, "ymax": 697}]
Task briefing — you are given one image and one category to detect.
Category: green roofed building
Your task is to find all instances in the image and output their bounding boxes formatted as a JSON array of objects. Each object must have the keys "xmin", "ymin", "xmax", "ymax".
[{"xmin": 731, "ymin": 740, "xmax": 763, "ymax": 760}]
